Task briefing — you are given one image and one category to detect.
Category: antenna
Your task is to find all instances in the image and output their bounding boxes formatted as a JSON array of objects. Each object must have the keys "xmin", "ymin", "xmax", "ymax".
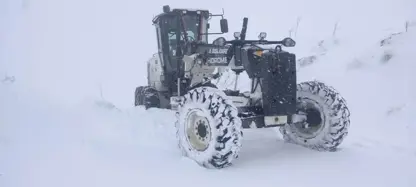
[{"xmin": 209, "ymin": 8, "xmax": 225, "ymax": 19}]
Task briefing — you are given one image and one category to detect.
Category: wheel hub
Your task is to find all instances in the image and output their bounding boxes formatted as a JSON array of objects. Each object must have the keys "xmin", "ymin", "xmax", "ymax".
[
  {"xmin": 185, "ymin": 109, "xmax": 212, "ymax": 151},
  {"xmin": 196, "ymin": 120, "xmax": 208, "ymax": 138},
  {"xmin": 292, "ymin": 98, "xmax": 325, "ymax": 139},
  {"xmin": 305, "ymin": 108, "xmax": 322, "ymax": 127}
]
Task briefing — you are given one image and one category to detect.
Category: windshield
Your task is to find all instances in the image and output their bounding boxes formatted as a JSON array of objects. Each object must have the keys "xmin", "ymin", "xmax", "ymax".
[
  {"xmin": 181, "ymin": 14, "xmax": 207, "ymax": 43},
  {"xmin": 181, "ymin": 15, "xmax": 197, "ymax": 41},
  {"xmin": 168, "ymin": 30, "xmax": 196, "ymax": 56},
  {"xmin": 160, "ymin": 13, "xmax": 209, "ymax": 58},
  {"xmin": 169, "ymin": 30, "xmax": 195, "ymax": 40}
]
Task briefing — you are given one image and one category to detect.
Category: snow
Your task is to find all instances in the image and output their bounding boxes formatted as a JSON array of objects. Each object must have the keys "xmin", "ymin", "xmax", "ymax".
[{"xmin": 1, "ymin": 0, "xmax": 416, "ymax": 187}]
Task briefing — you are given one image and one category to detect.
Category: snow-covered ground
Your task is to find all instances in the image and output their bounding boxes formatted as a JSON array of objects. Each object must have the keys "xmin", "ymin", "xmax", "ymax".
[{"xmin": 1, "ymin": 0, "xmax": 416, "ymax": 187}]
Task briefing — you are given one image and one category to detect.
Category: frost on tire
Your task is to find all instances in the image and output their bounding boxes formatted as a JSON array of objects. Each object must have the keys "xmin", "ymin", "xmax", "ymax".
[
  {"xmin": 280, "ymin": 81, "xmax": 350, "ymax": 151},
  {"xmin": 175, "ymin": 86, "xmax": 243, "ymax": 169}
]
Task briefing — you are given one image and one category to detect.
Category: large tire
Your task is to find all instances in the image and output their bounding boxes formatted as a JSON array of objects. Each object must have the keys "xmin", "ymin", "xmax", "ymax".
[
  {"xmin": 279, "ymin": 81, "xmax": 350, "ymax": 151},
  {"xmin": 175, "ymin": 86, "xmax": 243, "ymax": 169},
  {"xmin": 134, "ymin": 86, "xmax": 144, "ymax": 106},
  {"xmin": 134, "ymin": 86, "xmax": 160, "ymax": 109}
]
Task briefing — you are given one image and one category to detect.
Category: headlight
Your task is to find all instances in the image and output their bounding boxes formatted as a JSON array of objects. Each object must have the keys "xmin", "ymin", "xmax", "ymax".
[
  {"xmin": 282, "ymin": 37, "xmax": 296, "ymax": 47},
  {"xmin": 258, "ymin": 32, "xmax": 267, "ymax": 40},
  {"xmin": 234, "ymin": 32, "xmax": 241, "ymax": 38},
  {"xmin": 213, "ymin": 37, "xmax": 226, "ymax": 46}
]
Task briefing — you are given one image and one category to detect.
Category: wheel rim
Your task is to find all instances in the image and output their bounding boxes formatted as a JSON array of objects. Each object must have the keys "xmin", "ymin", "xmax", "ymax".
[
  {"xmin": 292, "ymin": 98, "xmax": 325, "ymax": 139},
  {"xmin": 184, "ymin": 109, "xmax": 212, "ymax": 151}
]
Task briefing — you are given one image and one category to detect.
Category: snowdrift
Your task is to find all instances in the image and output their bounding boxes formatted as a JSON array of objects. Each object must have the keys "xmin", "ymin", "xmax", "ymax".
[
  {"xmin": 1, "ymin": 28, "xmax": 416, "ymax": 187},
  {"xmin": 1, "ymin": 0, "xmax": 416, "ymax": 185}
]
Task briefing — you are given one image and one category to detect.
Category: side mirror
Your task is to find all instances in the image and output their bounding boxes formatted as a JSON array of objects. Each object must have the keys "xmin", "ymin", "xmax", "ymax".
[
  {"xmin": 282, "ymin": 37, "xmax": 296, "ymax": 47},
  {"xmin": 220, "ymin": 19, "xmax": 228, "ymax": 33}
]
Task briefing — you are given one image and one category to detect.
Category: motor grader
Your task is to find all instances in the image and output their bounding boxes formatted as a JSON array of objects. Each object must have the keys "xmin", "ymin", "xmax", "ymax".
[{"xmin": 134, "ymin": 5, "xmax": 350, "ymax": 169}]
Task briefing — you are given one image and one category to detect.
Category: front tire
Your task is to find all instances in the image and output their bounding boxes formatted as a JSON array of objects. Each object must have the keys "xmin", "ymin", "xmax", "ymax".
[
  {"xmin": 175, "ymin": 86, "xmax": 243, "ymax": 169},
  {"xmin": 280, "ymin": 81, "xmax": 350, "ymax": 151}
]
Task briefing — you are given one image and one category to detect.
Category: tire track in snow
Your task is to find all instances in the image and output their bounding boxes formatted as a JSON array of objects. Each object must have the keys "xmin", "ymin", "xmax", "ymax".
[{"xmin": 350, "ymin": 137, "xmax": 416, "ymax": 157}]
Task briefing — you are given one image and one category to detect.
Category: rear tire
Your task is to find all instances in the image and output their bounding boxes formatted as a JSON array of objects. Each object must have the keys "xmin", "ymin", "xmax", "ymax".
[
  {"xmin": 134, "ymin": 86, "xmax": 160, "ymax": 109},
  {"xmin": 134, "ymin": 86, "xmax": 143, "ymax": 106},
  {"xmin": 279, "ymin": 81, "xmax": 350, "ymax": 151},
  {"xmin": 175, "ymin": 86, "xmax": 243, "ymax": 169}
]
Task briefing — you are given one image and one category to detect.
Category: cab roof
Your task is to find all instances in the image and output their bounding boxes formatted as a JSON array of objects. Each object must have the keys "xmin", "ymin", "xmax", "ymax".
[{"xmin": 152, "ymin": 8, "xmax": 210, "ymax": 24}]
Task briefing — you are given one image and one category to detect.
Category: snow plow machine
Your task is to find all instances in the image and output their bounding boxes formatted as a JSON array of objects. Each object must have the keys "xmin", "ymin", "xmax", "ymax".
[{"xmin": 134, "ymin": 5, "xmax": 351, "ymax": 169}]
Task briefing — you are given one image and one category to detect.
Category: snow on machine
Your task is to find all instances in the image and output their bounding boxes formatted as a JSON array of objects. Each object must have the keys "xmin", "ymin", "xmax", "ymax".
[{"xmin": 134, "ymin": 5, "xmax": 351, "ymax": 169}]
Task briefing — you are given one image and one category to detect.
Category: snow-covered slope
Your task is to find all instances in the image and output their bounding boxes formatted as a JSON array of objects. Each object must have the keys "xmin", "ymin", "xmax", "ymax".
[
  {"xmin": 1, "ymin": 0, "xmax": 416, "ymax": 187},
  {"xmin": 296, "ymin": 32, "xmax": 416, "ymax": 152}
]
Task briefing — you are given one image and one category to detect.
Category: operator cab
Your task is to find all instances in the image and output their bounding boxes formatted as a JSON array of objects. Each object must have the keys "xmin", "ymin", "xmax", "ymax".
[
  {"xmin": 153, "ymin": 6, "xmax": 209, "ymax": 64},
  {"xmin": 152, "ymin": 5, "xmax": 228, "ymax": 94}
]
